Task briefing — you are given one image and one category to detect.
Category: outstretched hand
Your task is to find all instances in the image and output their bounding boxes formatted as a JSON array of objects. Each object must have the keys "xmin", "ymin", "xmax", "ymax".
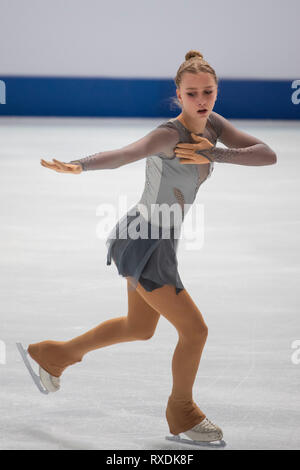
[
  {"xmin": 40, "ymin": 158, "xmax": 82, "ymax": 174},
  {"xmin": 175, "ymin": 134, "xmax": 215, "ymax": 164}
]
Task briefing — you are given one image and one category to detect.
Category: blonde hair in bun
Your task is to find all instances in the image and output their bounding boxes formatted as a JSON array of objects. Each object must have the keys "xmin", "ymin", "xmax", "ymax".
[{"xmin": 185, "ymin": 50, "xmax": 204, "ymax": 61}]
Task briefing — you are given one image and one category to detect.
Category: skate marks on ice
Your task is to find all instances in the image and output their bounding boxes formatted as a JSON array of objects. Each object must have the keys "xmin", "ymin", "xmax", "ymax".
[
  {"xmin": 17, "ymin": 342, "xmax": 61, "ymax": 394},
  {"xmin": 165, "ymin": 435, "xmax": 227, "ymax": 448}
]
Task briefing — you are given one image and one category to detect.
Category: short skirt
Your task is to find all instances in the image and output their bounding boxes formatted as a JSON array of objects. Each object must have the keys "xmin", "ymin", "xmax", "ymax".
[{"xmin": 105, "ymin": 205, "xmax": 184, "ymax": 295}]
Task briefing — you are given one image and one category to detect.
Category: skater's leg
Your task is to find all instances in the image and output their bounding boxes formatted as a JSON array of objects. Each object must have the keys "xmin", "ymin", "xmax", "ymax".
[
  {"xmin": 135, "ymin": 282, "xmax": 208, "ymax": 435},
  {"xmin": 28, "ymin": 278, "xmax": 160, "ymax": 378},
  {"xmin": 61, "ymin": 277, "xmax": 160, "ymax": 353}
]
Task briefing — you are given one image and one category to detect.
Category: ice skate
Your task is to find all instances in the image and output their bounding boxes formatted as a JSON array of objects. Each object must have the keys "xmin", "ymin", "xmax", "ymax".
[
  {"xmin": 165, "ymin": 417, "xmax": 226, "ymax": 448},
  {"xmin": 16, "ymin": 342, "xmax": 60, "ymax": 395}
]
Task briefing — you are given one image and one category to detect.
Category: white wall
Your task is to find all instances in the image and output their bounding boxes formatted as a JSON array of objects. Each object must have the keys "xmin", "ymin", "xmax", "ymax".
[{"xmin": 0, "ymin": 0, "xmax": 299, "ymax": 79}]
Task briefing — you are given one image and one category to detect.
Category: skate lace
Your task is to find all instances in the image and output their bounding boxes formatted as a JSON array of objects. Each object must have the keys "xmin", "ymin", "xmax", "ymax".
[{"xmin": 192, "ymin": 418, "xmax": 218, "ymax": 432}]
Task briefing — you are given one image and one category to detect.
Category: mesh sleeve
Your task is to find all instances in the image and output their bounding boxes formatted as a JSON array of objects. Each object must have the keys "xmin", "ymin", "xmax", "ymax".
[
  {"xmin": 195, "ymin": 112, "xmax": 277, "ymax": 166},
  {"xmin": 67, "ymin": 125, "xmax": 180, "ymax": 171}
]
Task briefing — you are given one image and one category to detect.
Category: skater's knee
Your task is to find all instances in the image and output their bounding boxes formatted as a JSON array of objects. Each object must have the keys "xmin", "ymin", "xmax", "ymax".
[
  {"xmin": 133, "ymin": 329, "xmax": 156, "ymax": 341},
  {"xmin": 201, "ymin": 323, "xmax": 208, "ymax": 340},
  {"xmin": 126, "ymin": 323, "xmax": 156, "ymax": 341},
  {"xmin": 192, "ymin": 327, "xmax": 208, "ymax": 344},
  {"xmin": 180, "ymin": 322, "xmax": 208, "ymax": 344},
  {"xmin": 140, "ymin": 333, "xmax": 155, "ymax": 341},
  {"xmin": 195, "ymin": 323, "xmax": 208, "ymax": 342},
  {"xmin": 126, "ymin": 317, "xmax": 157, "ymax": 341}
]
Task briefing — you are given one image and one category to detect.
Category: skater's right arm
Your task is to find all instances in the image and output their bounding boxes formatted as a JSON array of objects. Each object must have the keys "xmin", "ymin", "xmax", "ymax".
[{"xmin": 40, "ymin": 127, "xmax": 180, "ymax": 173}]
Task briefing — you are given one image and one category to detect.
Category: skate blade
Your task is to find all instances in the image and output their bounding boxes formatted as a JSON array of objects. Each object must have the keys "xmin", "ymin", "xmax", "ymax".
[
  {"xmin": 16, "ymin": 342, "xmax": 49, "ymax": 395},
  {"xmin": 165, "ymin": 434, "xmax": 227, "ymax": 448}
]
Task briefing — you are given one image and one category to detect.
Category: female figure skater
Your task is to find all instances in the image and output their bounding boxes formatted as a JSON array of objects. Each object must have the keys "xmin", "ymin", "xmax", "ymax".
[{"xmin": 17, "ymin": 50, "xmax": 277, "ymax": 446}]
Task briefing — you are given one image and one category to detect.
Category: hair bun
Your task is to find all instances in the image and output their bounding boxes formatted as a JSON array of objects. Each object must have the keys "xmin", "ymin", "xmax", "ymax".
[{"xmin": 185, "ymin": 50, "xmax": 204, "ymax": 61}]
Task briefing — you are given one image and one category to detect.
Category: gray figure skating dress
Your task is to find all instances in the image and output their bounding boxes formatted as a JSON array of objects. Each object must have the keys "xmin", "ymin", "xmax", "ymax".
[
  {"xmin": 68, "ymin": 110, "xmax": 275, "ymax": 295},
  {"xmin": 69, "ymin": 113, "xmax": 222, "ymax": 295},
  {"xmin": 102, "ymin": 114, "xmax": 220, "ymax": 295},
  {"xmin": 105, "ymin": 116, "xmax": 221, "ymax": 295}
]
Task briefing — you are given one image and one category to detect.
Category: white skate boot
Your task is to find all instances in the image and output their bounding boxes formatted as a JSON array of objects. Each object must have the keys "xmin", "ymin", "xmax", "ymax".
[
  {"xmin": 16, "ymin": 342, "xmax": 60, "ymax": 394},
  {"xmin": 165, "ymin": 417, "xmax": 226, "ymax": 448}
]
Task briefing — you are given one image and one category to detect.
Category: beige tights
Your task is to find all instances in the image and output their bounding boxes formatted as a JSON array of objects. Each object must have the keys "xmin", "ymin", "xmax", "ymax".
[{"xmin": 28, "ymin": 278, "xmax": 208, "ymax": 435}]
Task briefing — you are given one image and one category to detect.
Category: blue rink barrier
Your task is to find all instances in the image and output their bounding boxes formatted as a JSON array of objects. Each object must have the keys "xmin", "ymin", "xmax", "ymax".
[{"xmin": 0, "ymin": 76, "xmax": 299, "ymax": 119}]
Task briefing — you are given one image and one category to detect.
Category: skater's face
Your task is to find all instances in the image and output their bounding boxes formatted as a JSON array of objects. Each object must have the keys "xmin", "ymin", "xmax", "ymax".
[{"xmin": 176, "ymin": 72, "xmax": 218, "ymax": 120}]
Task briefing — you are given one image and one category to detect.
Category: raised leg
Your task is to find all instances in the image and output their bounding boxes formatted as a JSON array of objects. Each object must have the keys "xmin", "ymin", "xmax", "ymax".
[{"xmin": 22, "ymin": 278, "xmax": 161, "ymax": 379}]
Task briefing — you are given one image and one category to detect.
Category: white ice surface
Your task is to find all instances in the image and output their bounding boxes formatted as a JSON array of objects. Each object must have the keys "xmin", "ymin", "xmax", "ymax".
[{"xmin": 0, "ymin": 116, "xmax": 300, "ymax": 450}]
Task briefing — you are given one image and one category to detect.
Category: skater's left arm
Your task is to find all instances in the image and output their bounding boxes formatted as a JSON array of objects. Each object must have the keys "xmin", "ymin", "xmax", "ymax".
[{"xmin": 176, "ymin": 112, "xmax": 277, "ymax": 166}]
